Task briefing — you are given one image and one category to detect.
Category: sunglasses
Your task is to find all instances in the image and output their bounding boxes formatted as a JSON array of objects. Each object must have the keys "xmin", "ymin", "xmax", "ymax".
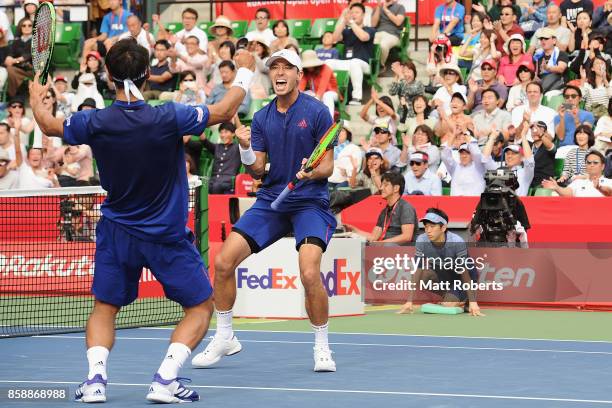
[
  {"xmin": 538, "ymin": 37, "xmax": 551, "ymax": 40},
  {"xmin": 564, "ymin": 94, "xmax": 579, "ymax": 99},
  {"xmin": 443, "ymin": 71, "xmax": 458, "ymax": 76},
  {"xmin": 586, "ymin": 160, "xmax": 601, "ymax": 165},
  {"xmin": 409, "ymin": 161, "xmax": 425, "ymax": 166},
  {"xmin": 10, "ymin": 104, "xmax": 23, "ymax": 109}
]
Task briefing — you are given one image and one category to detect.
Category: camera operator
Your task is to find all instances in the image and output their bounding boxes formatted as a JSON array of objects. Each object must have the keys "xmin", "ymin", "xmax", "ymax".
[{"xmin": 482, "ymin": 123, "xmax": 534, "ymax": 196}]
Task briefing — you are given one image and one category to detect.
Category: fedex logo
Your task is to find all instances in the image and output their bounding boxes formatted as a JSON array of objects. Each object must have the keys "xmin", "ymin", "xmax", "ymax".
[
  {"xmin": 237, "ymin": 267, "xmax": 298, "ymax": 289},
  {"xmin": 321, "ymin": 259, "xmax": 361, "ymax": 297}
]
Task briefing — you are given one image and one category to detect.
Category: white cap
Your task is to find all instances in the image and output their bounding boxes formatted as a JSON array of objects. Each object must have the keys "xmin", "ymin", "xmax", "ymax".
[{"xmin": 265, "ymin": 49, "xmax": 302, "ymax": 72}]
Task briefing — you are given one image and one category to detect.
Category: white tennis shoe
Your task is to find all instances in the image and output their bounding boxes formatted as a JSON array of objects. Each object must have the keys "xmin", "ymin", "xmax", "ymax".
[
  {"xmin": 74, "ymin": 374, "xmax": 107, "ymax": 403},
  {"xmin": 191, "ymin": 335, "xmax": 242, "ymax": 368},
  {"xmin": 313, "ymin": 345, "xmax": 336, "ymax": 372}
]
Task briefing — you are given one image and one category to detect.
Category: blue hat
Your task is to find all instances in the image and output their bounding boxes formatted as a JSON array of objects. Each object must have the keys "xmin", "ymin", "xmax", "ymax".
[{"xmin": 420, "ymin": 212, "xmax": 448, "ymax": 226}]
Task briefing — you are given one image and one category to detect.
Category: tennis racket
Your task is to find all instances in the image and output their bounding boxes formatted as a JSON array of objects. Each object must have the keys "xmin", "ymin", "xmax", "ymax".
[
  {"xmin": 31, "ymin": 2, "xmax": 57, "ymax": 85},
  {"xmin": 270, "ymin": 122, "xmax": 341, "ymax": 210}
]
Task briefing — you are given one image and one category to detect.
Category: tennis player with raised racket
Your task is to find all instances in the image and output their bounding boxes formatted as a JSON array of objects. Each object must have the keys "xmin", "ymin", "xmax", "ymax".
[
  {"xmin": 29, "ymin": 36, "xmax": 255, "ymax": 402},
  {"xmin": 191, "ymin": 49, "xmax": 339, "ymax": 372}
]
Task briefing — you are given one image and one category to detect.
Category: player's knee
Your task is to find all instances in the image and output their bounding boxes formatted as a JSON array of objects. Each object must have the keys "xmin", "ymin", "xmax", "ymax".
[
  {"xmin": 184, "ymin": 297, "xmax": 213, "ymax": 316},
  {"xmin": 300, "ymin": 268, "xmax": 322, "ymax": 292},
  {"xmin": 214, "ymin": 254, "xmax": 235, "ymax": 279},
  {"xmin": 93, "ymin": 300, "xmax": 120, "ymax": 316}
]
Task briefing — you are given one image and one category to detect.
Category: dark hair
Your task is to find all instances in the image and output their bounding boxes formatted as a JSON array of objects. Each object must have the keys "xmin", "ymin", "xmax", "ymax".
[
  {"xmin": 471, "ymin": 11, "xmax": 486, "ymax": 24},
  {"xmin": 413, "ymin": 124, "xmax": 435, "ymax": 144},
  {"xmin": 586, "ymin": 150, "xmax": 605, "ymax": 164},
  {"xmin": 350, "ymin": 2, "xmax": 366, "ymax": 13},
  {"xmin": 517, "ymin": 64, "xmax": 536, "ymax": 79},
  {"xmin": 180, "ymin": 70, "xmax": 196, "ymax": 81},
  {"xmin": 481, "ymin": 88, "xmax": 500, "ymax": 99},
  {"xmin": 609, "ymin": 97, "xmax": 612, "ymax": 117},
  {"xmin": 0, "ymin": 123, "xmax": 11, "ymax": 132},
  {"xmin": 219, "ymin": 40, "xmax": 236, "ymax": 58},
  {"xmin": 219, "ymin": 60, "xmax": 235, "ymax": 71},
  {"xmin": 363, "ymin": 155, "xmax": 388, "ymax": 177},
  {"xmin": 236, "ymin": 37, "xmax": 249, "ymax": 50},
  {"xmin": 526, "ymin": 81, "xmax": 543, "ymax": 94},
  {"xmin": 182, "ymin": 8, "xmax": 198, "ymax": 19},
  {"xmin": 377, "ymin": 96, "xmax": 394, "ymax": 116},
  {"xmin": 219, "ymin": 122, "xmax": 237, "ymax": 133},
  {"xmin": 105, "ymin": 39, "xmax": 150, "ymax": 88},
  {"xmin": 501, "ymin": 5, "xmax": 515, "ymax": 15},
  {"xmin": 46, "ymin": 87, "xmax": 58, "ymax": 117},
  {"xmin": 563, "ymin": 84, "xmax": 582, "ymax": 98},
  {"xmin": 185, "ymin": 35, "xmax": 200, "ymax": 45},
  {"xmin": 256, "ymin": 7, "xmax": 271, "ymax": 18},
  {"xmin": 573, "ymin": 124, "xmax": 595, "ymax": 147},
  {"xmin": 341, "ymin": 127, "xmax": 353, "ymax": 142},
  {"xmin": 424, "ymin": 207, "xmax": 449, "ymax": 224},
  {"xmin": 576, "ymin": 10, "xmax": 591, "ymax": 21},
  {"xmin": 154, "ymin": 39, "xmax": 171, "ymax": 49},
  {"xmin": 185, "ymin": 154, "xmax": 197, "ymax": 175},
  {"xmin": 587, "ymin": 56, "xmax": 611, "ymax": 87},
  {"xmin": 381, "ymin": 171, "xmax": 405, "ymax": 196},
  {"xmin": 272, "ymin": 20, "xmax": 289, "ymax": 36},
  {"xmin": 412, "ymin": 95, "xmax": 432, "ymax": 117},
  {"xmin": 404, "ymin": 61, "xmax": 418, "ymax": 80},
  {"xmin": 16, "ymin": 17, "xmax": 31, "ymax": 37}
]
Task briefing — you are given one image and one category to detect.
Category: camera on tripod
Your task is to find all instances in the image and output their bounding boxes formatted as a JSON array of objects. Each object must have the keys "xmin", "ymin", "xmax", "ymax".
[
  {"xmin": 57, "ymin": 198, "xmax": 83, "ymax": 242},
  {"xmin": 470, "ymin": 167, "xmax": 527, "ymax": 244}
]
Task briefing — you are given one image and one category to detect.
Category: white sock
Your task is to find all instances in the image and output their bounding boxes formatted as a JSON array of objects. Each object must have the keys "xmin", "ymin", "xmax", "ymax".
[
  {"xmin": 216, "ymin": 309, "xmax": 234, "ymax": 340},
  {"xmin": 87, "ymin": 346, "xmax": 109, "ymax": 380},
  {"xmin": 157, "ymin": 343, "xmax": 191, "ymax": 381},
  {"xmin": 312, "ymin": 322, "xmax": 329, "ymax": 348}
]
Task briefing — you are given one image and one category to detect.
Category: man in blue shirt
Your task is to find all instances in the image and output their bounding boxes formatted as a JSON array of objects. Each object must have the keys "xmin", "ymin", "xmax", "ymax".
[
  {"xmin": 397, "ymin": 208, "xmax": 484, "ymax": 316},
  {"xmin": 554, "ymin": 85, "xmax": 595, "ymax": 148},
  {"xmin": 82, "ymin": 0, "xmax": 131, "ymax": 61},
  {"xmin": 192, "ymin": 49, "xmax": 338, "ymax": 373},
  {"xmin": 29, "ymin": 39, "xmax": 256, "ymax": 403},
  {"xmin": 430, "ymin": 0, "xmax": 465, "ymax": 46}
]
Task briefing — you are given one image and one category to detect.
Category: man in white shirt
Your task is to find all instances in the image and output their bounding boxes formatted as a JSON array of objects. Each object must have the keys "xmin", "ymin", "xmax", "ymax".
[
  {"xmin": 403, "ymin": 151, "xmax": 442, "ymax": 195},
  {"xmin": 511, "ymin": 81, "xmax": 556, "ymax": 141},
  {"xmin": 472, "ymin": 88, "xmax": 512, "ymax": 144},
  {"xmin": 442, "ymin": 136, "xmax": 486, "ymax": 196},
  {"xmin": 173, "ymin": 8, "xmax": 208, "ymax": 56},
  {"xmin": 245, "ymin": 7, "xmax": 277, "ymax": 45},
  {"xmin": 119, "ymin": 15, "xmax": 155, "ymax": 56},
  {"xmin": 0, "ymin": 148, "xmax": 18, "ymax": 190},
  {"xmin": 542, "ymin": 150, "xmax": 612, "ymax": 196}
]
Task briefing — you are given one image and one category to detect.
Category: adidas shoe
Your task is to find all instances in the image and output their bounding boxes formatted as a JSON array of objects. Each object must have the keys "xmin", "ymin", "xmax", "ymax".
[
  {"xmin": 74, "ymin": 374, "xmax": 107, "ymax": 403},
  {"xmin": 191, "ymin": 335, "xmax": 242, "ymax": 368},
  {"xmin": 145, "ymin": 373, "xmax": 199, "ymax": 403},
  {"xmin": 313, "ymin": 345, "xmax": 336, "ymax": 372}
]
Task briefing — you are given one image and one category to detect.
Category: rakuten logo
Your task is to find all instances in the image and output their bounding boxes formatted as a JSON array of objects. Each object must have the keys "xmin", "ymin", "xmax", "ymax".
[
  {"xmin": 321, "ymin": 258, "xmax": 360, "ymax": 297},
  {"xmin": 237, "ymin": 267, "xmax": 298, "ymax": 289},
  {"xmin": 0, "ymin": 253, "xmax": 94, "ymax": 277}
]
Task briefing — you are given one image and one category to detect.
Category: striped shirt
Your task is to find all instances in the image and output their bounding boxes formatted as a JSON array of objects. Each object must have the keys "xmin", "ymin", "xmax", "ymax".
[
  {"xmin": 581, "ymin": 83, "xmax": 612, "ymax": 114},
  {"xmin": 561, "ymin": 147, "xmax": 589, "ymax": 180}
]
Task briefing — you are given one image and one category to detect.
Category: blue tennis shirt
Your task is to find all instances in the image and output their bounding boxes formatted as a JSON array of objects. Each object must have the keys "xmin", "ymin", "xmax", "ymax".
[
  {"xmin": 63, "ymin": 100, "xmax": 209, "ymax": 242},
  {"xmin": 250, "ymin": 92, "xmax": 333, "ymax": 206}
]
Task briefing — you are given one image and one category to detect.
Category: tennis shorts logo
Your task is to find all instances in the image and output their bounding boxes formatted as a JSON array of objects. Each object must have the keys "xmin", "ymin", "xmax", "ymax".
[{"xmin": 297, "ymin": 119, "xmax": 308, "ymax": 129}]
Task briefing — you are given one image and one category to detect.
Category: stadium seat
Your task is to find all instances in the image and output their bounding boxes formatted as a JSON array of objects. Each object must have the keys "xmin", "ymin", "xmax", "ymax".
[
  {"xmin": 286, "ymin": 19, "xmax": 311, "ymax": 40},
  {"xmin": 308, "ymin": 18, "xmax": 336, "ymax": 43},
  {"xmin": 231, "ymin": 20, "xmax": 248, "ymax": 37},
  {"xmin": 334, "ymin": 70, "xmax": 350, "ymax": 120},
  {"xmin": 533, "ymin": 188, "xmax": 553, "ymax": 196},
  {"xmin": 235, "ymin": 173, "xmax": 254, "ymax": 196},
  {"xmin": 51, "ymin": 22, "xmax": 82, "ymax": 69},
  {"xmin": 197, "ymin": 21, "xmax": 214, "ymax": 39},
  {"xmin": 368, "ymin": 44, "xmax": 382, "ymax": 91},
  {"xmin": 543, "ymin": 94, "xmax": 564, "ymax": 111},
  {"xmin": 165, "ymin": 22, "xmax": 183, "ymax": 33},
  {"xmin": 554, "ymin": 158, "xmax": 564, "ymax": 178}
]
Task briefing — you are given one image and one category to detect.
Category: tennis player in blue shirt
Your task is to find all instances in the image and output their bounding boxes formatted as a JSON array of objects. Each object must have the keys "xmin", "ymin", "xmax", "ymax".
[
  {"xmin": 29, "ymin": 39, "xmax": 255, "ymax": 403},
  {"xmin": 191, "ymin": 49, "xmax": 338, "ymax": 372}
]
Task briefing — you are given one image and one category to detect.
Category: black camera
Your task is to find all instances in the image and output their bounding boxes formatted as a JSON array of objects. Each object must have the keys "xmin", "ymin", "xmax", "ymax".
[{"xmin": 470, "ymin": 168, "xmax": 525, "ymax": 244}]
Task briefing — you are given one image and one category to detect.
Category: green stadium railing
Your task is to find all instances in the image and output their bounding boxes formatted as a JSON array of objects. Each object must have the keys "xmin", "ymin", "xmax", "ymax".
[
  {"xmin": 334, "ymin": 70, "xmax": 350, "ymax": 120},
  {"xmin": 554, "ymin": 158, "xmax": 564, "ymax": 178},
  {"xmin": 368, "ymin": 44, "xmax": 382, "ymax": 91}
]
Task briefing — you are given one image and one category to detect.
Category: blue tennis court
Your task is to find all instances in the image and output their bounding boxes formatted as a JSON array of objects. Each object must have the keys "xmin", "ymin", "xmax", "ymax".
[{"xmin": 2, "ymin": 323, "xmax": 612, "ymax": 407}]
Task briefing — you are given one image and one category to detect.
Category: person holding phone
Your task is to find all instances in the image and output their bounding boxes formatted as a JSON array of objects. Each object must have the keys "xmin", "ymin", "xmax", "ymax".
[{"xmin": 554, "ymin": 84, "xmax": 595, "ymax": 147}]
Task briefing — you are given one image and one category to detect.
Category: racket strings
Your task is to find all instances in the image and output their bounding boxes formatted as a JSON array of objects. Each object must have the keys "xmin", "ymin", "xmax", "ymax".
[{"xmin": 32, "ymin": 6, "xmax": 53, "ymax": 72}]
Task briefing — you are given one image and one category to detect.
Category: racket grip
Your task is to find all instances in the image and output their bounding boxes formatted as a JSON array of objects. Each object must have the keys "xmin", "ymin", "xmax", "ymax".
[{"xmin": 271, "ymin": 182, "xmax": 296, "ymax": 210}]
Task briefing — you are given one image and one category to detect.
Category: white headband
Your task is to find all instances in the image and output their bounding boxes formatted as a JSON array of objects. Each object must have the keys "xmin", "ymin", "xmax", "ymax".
[{"xmin": 114, "ymin": 71, "xmax": 147, "ymax": 104}]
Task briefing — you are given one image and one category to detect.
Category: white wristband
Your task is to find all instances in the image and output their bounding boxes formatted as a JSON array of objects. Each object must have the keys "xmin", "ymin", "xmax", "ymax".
[
  {"xmin": 231, "ymin": 67, "xmax": 254, "ymax": 93},
  {"xmin": 239, "ymin": 144, "xmax": 256, "ymax": 165}
]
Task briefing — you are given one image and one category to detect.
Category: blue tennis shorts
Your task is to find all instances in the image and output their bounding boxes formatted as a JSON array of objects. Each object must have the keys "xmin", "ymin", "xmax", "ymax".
[
  {"xmin": 92, "ymin": 217, "xmax": 212, "ymax": 307},
  {"xmin": 232, "ymin": 199, "xmax": 337, "ymax": 253}
]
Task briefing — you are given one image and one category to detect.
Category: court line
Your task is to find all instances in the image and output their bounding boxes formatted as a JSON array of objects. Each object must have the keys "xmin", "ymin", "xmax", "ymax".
[
  {"xmin": 138, "ymin": 328, "xmax": 612, "ymax": 345},
  {"xmin": 0, "ymin": 380, "xmax": 610, "ymax": 404},
  {"xmin": 31, "ymin": 335, "xmax": 612, "ymax": 355}
]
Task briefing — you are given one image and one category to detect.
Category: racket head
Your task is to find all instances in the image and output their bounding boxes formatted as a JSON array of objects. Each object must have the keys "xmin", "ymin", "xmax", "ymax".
[
  {"xmin": 31, "ymin": 2, "xmax": 56, "ymax": 85},
  {"xmin": 304, "ymin": 122, "xmax": 341, "ymax": 169}
]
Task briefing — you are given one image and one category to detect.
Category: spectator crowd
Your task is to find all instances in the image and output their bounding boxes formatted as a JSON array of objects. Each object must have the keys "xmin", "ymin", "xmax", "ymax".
[{"xmin": 0, "ymin": 0, "xmax": 610, "ymax": 198}]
